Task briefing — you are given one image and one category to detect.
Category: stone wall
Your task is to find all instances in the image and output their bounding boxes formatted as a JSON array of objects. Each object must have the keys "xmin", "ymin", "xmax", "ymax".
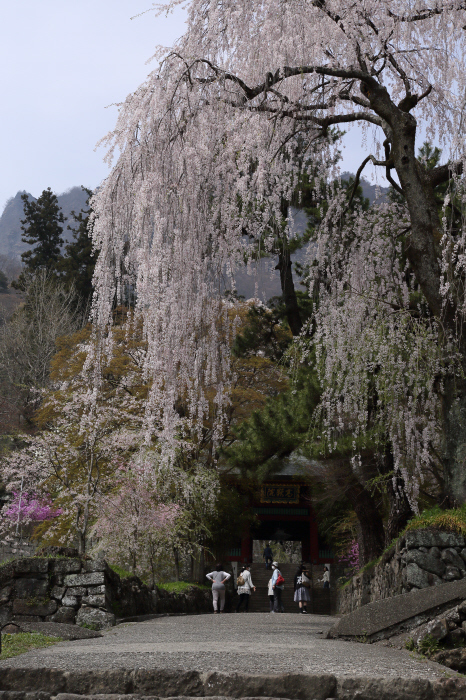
[
  {"xmin": 338, "ymin": 529, "xmax": 466, "ymax": 615},
  {"xmin": 0, "ymin": 537, "xmax": 36, "ymax": 564},
  {"xmin": 0, "ymin": 555, "xmax": 214, "ymax": 630}
]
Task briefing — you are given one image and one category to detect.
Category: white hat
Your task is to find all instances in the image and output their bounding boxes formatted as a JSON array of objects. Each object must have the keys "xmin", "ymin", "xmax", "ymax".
[{"xmin": 272, "ymin": 561, "xmax": 279, "ymax": 568}]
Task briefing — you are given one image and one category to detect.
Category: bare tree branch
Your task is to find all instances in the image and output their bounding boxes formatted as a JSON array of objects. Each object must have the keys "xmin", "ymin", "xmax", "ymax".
[
  {"xmin": 429, "ymin": 159, "xmax": 465, "ymax": 187},
  {"xmin": 388, "ymin": 3, "xmax": 466, "ymax": 23}
]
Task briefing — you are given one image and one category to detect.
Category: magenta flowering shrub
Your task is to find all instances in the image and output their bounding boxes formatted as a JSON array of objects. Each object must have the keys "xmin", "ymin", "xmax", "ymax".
[
  {"xmin": 338, "ymin": 540, "xmax": 360, "ymax": 575},
  {"xmin": 3, "ymin": 491, "xmax": 62, "ymax": 524}
]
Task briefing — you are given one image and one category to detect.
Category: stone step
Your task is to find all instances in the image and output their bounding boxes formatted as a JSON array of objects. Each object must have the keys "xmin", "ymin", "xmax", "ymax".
[
  {"xmin": 247, "ymin": 563, "xmax": 330, "ymax": 614},
  {"xmin": 1, "ymin": 668, "xmax": 465, "ymax": 699}
]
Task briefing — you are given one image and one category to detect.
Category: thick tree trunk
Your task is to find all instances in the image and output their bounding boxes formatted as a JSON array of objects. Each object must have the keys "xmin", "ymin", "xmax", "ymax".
[
  {"xmin": 349, "ymin": 482, "xmax": 386, "ymax": 565},
  {"xmin": 173, "ymin": 547, "xmax": 180, "ymax": 581},
  {"xmin": 382, "ymin": 447, "xmax": 415, "ymax": 545},
  {"xmin": 275, "ymin": 248, "xmax": 302, "ymax": 336},
  {"xmin": 385, "ymin": 483, "xmax": 415, "ymax": 546},
  {"xmin": 189, "ymin": 554, "xmax": 194, "ymax": 582},
  {"xmin": 391, "ymin": 127, "xmax": 466, "ymax": 507},
  {"xmin": 442, "ymin": 375, "xmax": 466, "ymax": 507},
  {"xmin": 333, "ymin": 460, "xmax": 385, "ymax": 565},
  {"xmin": 367, "ymin": 85, "xmax": 466, "ymax": 507}
]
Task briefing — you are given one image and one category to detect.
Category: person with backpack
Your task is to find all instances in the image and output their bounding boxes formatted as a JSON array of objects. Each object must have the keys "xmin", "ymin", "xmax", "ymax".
[
  {"xmin": 293, "ymin": 563, "xmax": 311, "ymax": 614},
  {"xmin": 235, "ymin": 564, "xmax": 256, "ymax": 612},
  {"xmin": 206, "ymin": 563, "xmax": 231, "ymax": 613},
  {"xmin": 271, "ymin": 561, "xmax": 285, "ymax": 613}
]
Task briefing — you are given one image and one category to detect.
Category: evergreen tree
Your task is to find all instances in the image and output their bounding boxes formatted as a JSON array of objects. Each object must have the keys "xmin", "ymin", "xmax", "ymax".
[
  {"xmin": 0, "ymin": 271, "xmax": 8, "ymax": 293},
  {"xmin": 13, "ymin": 188, "xmax": 65, "ymax": 289},
  {"xmin": 56, "ymin": 187, "xmax": 95, "ymax": 308},
  {"xmin": 222, "ymin": 368, "xmax": 321, "ymax": 480}
]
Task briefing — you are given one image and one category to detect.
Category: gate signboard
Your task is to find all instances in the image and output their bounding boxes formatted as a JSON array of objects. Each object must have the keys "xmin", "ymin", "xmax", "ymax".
[{"xmin": 260, "ymin": 483, "xmax": 300, "ymax": 504}]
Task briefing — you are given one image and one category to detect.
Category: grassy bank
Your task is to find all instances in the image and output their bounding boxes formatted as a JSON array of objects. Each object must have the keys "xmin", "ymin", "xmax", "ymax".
[
  {"xmin": 339, "ymin": 505, "xmax": 466, "ymax": 587},
  {"xmin": 0, "ymin": 632, "xmax": 62, "ymax": 659},
  {"xmin": 157, "ymin": 581, "xmax": 210, "ymax": 593}
]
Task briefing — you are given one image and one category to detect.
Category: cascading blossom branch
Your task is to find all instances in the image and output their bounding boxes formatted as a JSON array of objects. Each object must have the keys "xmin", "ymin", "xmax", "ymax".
[
  {"xmin": 90, "ymin": 1, "xmax": 466, "ymax": 502},
  {"xmin": 306, "ymin": 197, "xmax": 452, "ymax": 509},
  {"xmin": 89, "ymin": 1, "xmax": 335, "ymax": 459}
]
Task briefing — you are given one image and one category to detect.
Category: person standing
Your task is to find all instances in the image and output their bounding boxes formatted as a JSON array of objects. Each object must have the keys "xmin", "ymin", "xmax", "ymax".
[
  {"xmin": 293, "ymin": 564, "xmax": 311, "ymax": 614},
  {"xmin": 271, "ymin": 561, "xmax": 285, "ymax": 613},
  {"xmin": 206, "ymin": 563, "xmax": 231, "ymax": 613},
  {"xmin": 267, "ymin": 574, "xmax": 274, "ymax": 612},
  {"xmin": 263, "ymin": 543, "xmax": 273, "ymax": 569},
  {"xmin": 236, "ymin": 564, "xmax": 256, "ymax": 612},
  {"xmin": 321, "ymin": 564, "xmax": 330, "ymax": 589}
]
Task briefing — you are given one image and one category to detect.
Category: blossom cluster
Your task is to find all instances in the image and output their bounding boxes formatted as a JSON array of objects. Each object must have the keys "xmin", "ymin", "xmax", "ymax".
[{"xmin": 3, "ymin": 492, "xmax": 62, "ymax": 524}]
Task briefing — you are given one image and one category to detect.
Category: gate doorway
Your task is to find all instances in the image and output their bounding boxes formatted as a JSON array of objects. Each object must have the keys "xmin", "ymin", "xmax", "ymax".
[{"xmin": 252, "ymin": 539, "xmax": 302, "ymax": 564}]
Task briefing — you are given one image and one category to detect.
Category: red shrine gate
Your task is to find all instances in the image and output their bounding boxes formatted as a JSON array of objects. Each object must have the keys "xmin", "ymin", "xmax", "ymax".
[{"xmin": 226, "ymin": 478, "xmax": 334, "ymax": 565}]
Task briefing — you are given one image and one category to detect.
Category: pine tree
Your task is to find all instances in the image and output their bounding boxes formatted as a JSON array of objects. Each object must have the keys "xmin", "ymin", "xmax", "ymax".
[
  {"xmin": 12, "ymin": 188, "xmax": 65, "ymax": 289},
  {"xmin": 223, "ymin": 368, "xmax": 321, "ymax": 480},
  {"xmin": 56, "ymin": 187, "xmax": 95, "ymax": 308},
  {"xmin": 0, "ymin": 271, "xmax": 8, "ymax": 293}
]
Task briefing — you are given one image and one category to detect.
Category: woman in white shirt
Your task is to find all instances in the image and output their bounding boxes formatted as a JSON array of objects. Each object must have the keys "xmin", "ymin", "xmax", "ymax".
[
  {"xmin": 235, "ymin": 564, "xmax": 256, "ymax": 612},
  {"xmin": 321, "ymin": 565, "xmax": 330, "ymax": 589},
  {"xmin": 267, "ymin": 576, "xmax": 274, "ymax": 612}
]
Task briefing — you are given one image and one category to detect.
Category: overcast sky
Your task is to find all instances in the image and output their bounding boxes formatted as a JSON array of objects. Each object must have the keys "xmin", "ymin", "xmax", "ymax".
[
  {"xmin": 0, "ymin": 1, "xmax": 188, "ymax": 211},
  {"xmin": 1, "ymin": 1, "xmax": 382, "ymax": 215}
]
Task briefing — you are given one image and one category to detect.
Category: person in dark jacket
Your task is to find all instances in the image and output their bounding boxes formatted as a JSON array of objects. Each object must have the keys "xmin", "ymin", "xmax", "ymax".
[
  {"xmin": 263, "ymin": 543, "xmax": 273, "ymax": 569},
  {"xmin": 293, "ymin": 564, "xmax": 311, "ymax": 613}
]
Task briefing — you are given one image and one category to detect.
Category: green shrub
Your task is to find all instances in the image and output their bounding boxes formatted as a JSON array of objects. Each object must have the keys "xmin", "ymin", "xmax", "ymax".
[
  {"xmin": 79, "ymin": 622, "xmax": 99, "ymax": 631},
  {"xmin": 405, "ymin": 637, "xmax": 416, "ymax": 651},
  {"xmin": 418, "ymin": 634, "xmax": 441, "ymax": 657}
]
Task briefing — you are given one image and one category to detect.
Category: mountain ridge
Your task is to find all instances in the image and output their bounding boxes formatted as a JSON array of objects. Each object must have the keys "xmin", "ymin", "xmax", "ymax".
[
  {"xmin": 0, "ymin": 176, "xmax": 388, "ymax": 299},
  {"xmin": 0, "ymin": 187, "xmax": 89, "ymax": 260}
]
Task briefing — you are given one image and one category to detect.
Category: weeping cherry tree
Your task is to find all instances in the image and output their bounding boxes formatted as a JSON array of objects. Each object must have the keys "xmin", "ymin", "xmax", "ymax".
[{"xmin": 91, "ymin": 0, "xmax": 466, "ymax": 507}]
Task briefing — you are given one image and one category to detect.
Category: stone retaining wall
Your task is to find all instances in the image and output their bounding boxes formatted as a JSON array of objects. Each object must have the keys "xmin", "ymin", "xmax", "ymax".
[
  {"xmin": 338, "ymin": 529, "xmax": 466, "ymax": 615},
  {"xmin": 0, "ymin": 538, "xmax": 36, "ymax": 564},
  {"xmin": 0, "ymin": 556, "xmax": 214, "ymax": 630}
]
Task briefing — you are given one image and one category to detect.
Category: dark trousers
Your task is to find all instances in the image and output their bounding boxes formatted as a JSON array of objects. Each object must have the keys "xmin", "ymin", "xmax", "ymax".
[
  {"xmin": 273, "ymin": 587, "xmax": 284, "ymax": 612},
  {"xmin": 236, "ymin": 593, "xmax": 250, "ymax": 612},
  {"xmin": 269, "ymin": 595, "xmax": 274, "ymax": 611},
  {"xmin": 265, "ymin": 557, "xmax": 272, "ymax": 569}
]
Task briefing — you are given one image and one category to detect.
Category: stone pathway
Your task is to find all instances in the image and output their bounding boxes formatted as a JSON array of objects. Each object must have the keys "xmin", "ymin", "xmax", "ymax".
[{"xmin": 0, "ymin": 613, "xmax": 456, "ymax": 679}]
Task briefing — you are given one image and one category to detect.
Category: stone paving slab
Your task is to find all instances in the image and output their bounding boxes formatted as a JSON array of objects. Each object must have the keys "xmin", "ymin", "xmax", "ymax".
[{"xmin": 0, "ymin": 613, "xmax": 457, "ymax": 681}]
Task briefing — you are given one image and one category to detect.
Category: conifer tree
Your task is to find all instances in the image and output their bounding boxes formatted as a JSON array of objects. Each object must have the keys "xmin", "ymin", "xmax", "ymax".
[
  {"xmin": 0, "ymin": 271, "xmax": 8, "ymax": 293},
  {"xmin": 13, "ymin": 188, "xmax": 65, "ymax": 289},
  {"xmin": 56, "ymin": 187, "xmax": 95, "ymax": 309}
]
